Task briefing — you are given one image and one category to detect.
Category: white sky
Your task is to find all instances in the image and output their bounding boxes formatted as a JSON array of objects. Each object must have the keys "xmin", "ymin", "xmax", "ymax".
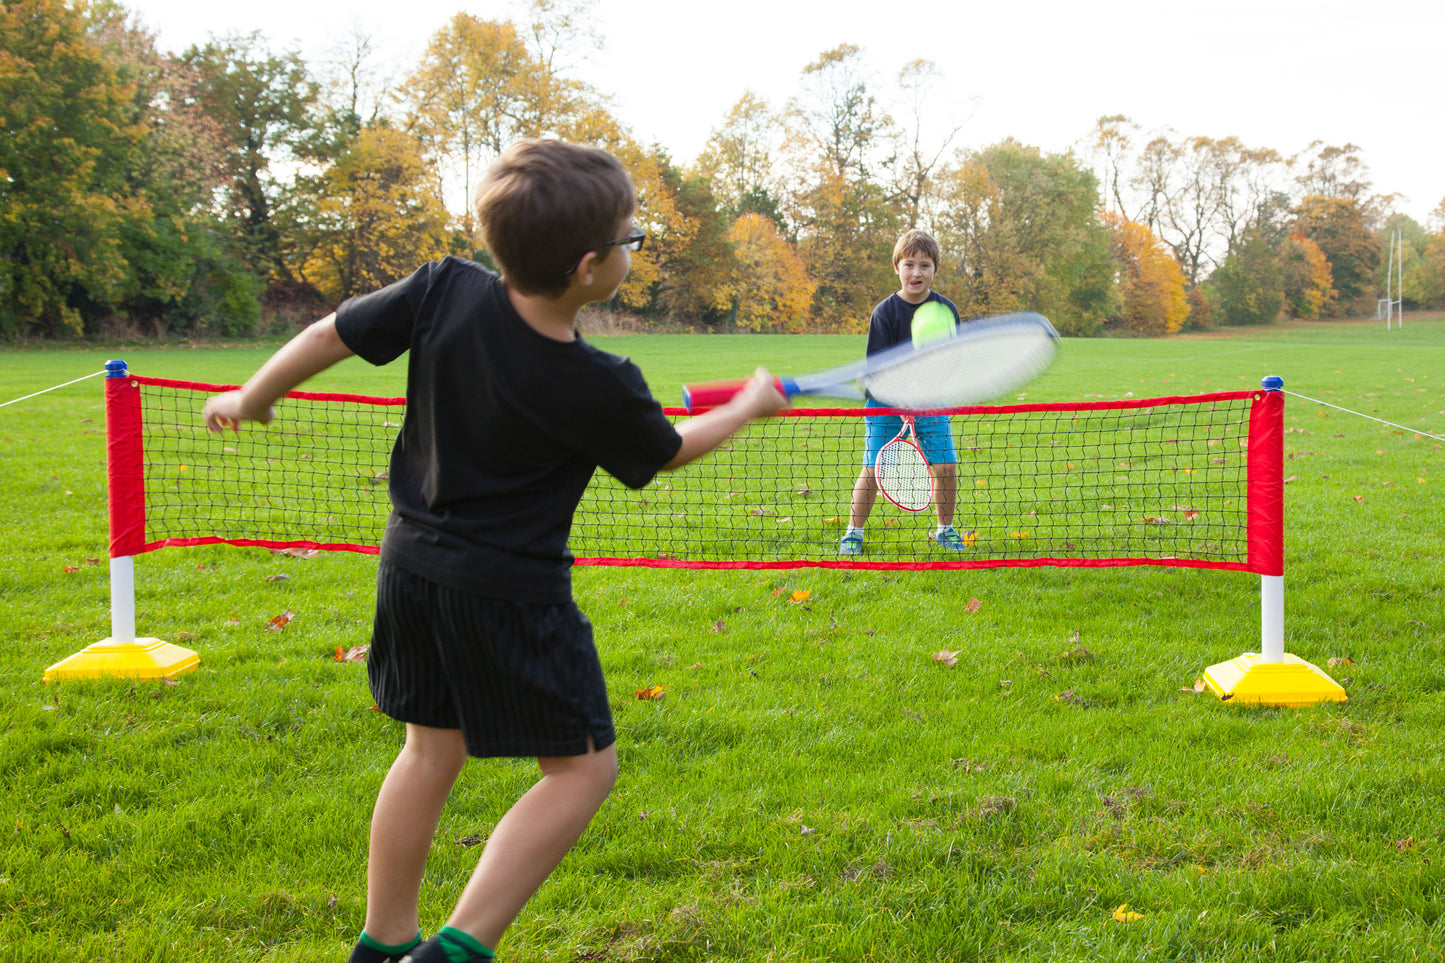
[{"xmin": 125, "ymin": 0, "xmax": 1442, "ymax": 224}]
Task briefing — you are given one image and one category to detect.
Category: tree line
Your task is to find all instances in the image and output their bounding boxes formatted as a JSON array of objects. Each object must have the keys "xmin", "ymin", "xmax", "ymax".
[{"xmin": 4, "ymin": 0, "xmax": 1443, "ymax": 341}]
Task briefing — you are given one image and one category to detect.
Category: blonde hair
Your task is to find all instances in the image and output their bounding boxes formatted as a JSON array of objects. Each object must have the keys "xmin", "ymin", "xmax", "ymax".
[{"xmin": 892, "ymin": 229, "xmax": 941, "ymax": 268}]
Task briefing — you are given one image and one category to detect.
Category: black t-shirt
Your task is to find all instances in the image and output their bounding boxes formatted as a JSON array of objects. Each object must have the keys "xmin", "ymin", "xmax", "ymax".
[
  {"xmin": 865, "ymin": 291, "xmax": 962, "ymax": 356},
  {"xmin": 335, "ymin": 257, "xmax": 683, "ymax": 603}
]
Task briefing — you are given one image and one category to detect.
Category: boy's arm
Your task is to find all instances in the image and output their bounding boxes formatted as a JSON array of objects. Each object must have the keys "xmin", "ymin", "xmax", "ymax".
[
  {"xmin": 202, "ymin": 314, "xmax": 355, "ymax": 433},
  {"xmin": 662, "ymin": 367, "xmax": 786, "ymax": 471}
]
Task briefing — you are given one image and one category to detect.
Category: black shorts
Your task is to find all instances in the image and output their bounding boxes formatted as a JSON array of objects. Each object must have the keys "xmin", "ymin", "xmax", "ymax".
[{"xmin": 368, "ymin": 560, "xmax": 615, "ymax": 758}]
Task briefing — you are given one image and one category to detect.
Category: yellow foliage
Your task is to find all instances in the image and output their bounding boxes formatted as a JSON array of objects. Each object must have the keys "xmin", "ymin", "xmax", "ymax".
[
  {"xmin": 1104, "ymin": 212, "xmax": 1188, "ymax": 335},
  {"xmin": 301, "ymin": 127, "xmax": 450, "ymax": 302},
  {"xmin": 722, "ymin": 214, "xmax": 816, "ymax": 331}
]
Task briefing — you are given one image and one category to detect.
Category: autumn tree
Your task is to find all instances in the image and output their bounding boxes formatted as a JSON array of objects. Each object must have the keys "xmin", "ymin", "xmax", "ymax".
[
  {"xmin": 934, "ymin": 141, "xmax": 1114, "ymax": 336},
  {"xmin": 183, "ymin": 32, "xmax": 317, "ymax": 282},
  {"xmin": 623, "ymin": 151, "xmax": 739, "ymax": 323},
  {"xmin": 1294, "ymin": 141, "xmax": 1372, "ymax": 202},
  {"xmin": 298, "ymin": 126, "xmax": 450, "ymax": 302},
  {"xmin": 1103, "ymin": 213, "xmax": 1188, "ymax": 335},
  {"xmin": 1293, "ymin": 194, "xmax": 1381, "ymax": 313},
  {"xmin": 888, "ymin": 58, "xmax": 967, "ymax": 228},
  {"xmin": 1407, "ymin": 199, "xmax": 1445, "ymax": 308},
  {"xmin": 721, "ymin": 213, "xmax": 816, "ymax": 331},
  {"xmin": 1278, "ymin": 232, "xmax": 1335, "ymax": 319},
  {"xmin": 0, "ymin": 0, "xmax": 146, "ymax": 336},
  {"xmin": 1089, "ymin": 114, "xmax": 1137, "ymax": 217},
  {"xmin": 399, "ymin": 15, "xmax": 534, "ymax": 231},
  {"xmin": 89, "ymin": 6, "xmax": 262, "ymax": 334},
  {"xmin": 1210, "ymin": 228, "xmax": 1283, "ymax": 326},
  {"xmin": 781, "ymin": 44, "xmax": 900, "ymax": 330},
  {"xmin": 693, "ymin": 92, "xmax": 783, "ymax": 222}
]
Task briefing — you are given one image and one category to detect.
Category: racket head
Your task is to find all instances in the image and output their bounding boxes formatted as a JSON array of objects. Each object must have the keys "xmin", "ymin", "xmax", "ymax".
[
  {"xmin": 875, "ymin": 436, "xmax": 933, "ymax": 513},
  {"xmin": 859, "ymin": 311, "xmax": 1059, "ymax": 408}
]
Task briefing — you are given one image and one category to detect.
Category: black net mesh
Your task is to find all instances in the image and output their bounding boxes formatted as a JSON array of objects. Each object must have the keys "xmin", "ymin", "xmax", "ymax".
[{"xmin": 136, "ymin": 380, "xmax": 1259, "ymax": 570}]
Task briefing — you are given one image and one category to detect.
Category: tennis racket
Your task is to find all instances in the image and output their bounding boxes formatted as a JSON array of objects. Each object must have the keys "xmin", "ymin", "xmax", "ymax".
[
  {"xmin": 682, "ymin": 311, "xmax": 1058, "ymax": 412},
  {"xmin": 875, "ymin": 414, "xmax": 932, "ymax": 513}
]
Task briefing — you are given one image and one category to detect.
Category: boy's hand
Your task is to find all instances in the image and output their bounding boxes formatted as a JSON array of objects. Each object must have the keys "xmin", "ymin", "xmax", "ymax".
[
  {"xmin": 202, "ymin": 390, "xmax": 275, "ymax": 434},
  {"xmin": 734, "ymin": 367, "xmax": 788, "ymax": 419}
]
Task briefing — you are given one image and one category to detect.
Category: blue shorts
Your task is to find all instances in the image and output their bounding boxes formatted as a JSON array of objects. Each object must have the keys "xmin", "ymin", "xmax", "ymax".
[{"xmin": 862, "ymin": 400, "xmax": 957, "ymax": 467}]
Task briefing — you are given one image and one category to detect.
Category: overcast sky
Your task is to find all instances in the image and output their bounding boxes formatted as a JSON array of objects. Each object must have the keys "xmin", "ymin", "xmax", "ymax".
[{"xmin": 123, "ymin": 0, "xmax": 1442, "ymax": 224}]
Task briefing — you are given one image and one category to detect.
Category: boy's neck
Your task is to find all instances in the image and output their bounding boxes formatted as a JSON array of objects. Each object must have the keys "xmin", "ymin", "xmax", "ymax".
[
  {"xmin": 506, "ymin": 286, "xmax": 582, "ymax": 342},
  {"xmin": 897, "ymin": 288, "xmax": 931, "ymax": 305}
]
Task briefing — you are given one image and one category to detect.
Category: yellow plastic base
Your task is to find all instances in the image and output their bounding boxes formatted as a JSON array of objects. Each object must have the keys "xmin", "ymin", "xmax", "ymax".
[
  {"xmin": 1201, "ymin": 652, "xmax": 1346, "ymax": 707},
  {"xmin": 43, "ymin": 638, "xmax": 200, "ymax": 683}
]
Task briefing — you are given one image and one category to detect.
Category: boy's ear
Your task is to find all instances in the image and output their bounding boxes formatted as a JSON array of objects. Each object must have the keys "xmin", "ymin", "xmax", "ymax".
[{"xmin": 572, "ymin": 249, "xmax": 599, "ymax": 286}]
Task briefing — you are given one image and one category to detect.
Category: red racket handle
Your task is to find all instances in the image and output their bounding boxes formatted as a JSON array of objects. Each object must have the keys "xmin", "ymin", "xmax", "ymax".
[{"xmin": 682, "ymin": 377, "xmax": 787, "ymax": 412}]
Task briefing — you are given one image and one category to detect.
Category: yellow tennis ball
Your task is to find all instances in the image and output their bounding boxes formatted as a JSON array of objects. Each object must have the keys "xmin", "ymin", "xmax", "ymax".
[{"xmin": 911, "ymin": 301, "xmax": 955, "ymax": 348}]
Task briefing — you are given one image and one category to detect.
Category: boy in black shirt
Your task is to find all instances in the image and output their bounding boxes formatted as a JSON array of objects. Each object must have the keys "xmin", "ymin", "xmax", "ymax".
[{"xmin": 203, "ymin": 139, "xmax": 785, "ymax": 963}]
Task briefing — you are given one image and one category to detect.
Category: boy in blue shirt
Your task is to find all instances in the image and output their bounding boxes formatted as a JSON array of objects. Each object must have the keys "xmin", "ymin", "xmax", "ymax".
[
  {"xmin": 203, "ymin": 139, "xmax": 785, "ymax": 963},
  {"xmin": 839, "ymin": 229, "xmax": 969, "ymax": 554}
]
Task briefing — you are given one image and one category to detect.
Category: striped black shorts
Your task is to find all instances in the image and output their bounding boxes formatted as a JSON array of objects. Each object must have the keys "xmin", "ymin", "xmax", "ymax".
[{"xmin": 368, "ymin": 559, "xmax": 615, "ymax": 758}]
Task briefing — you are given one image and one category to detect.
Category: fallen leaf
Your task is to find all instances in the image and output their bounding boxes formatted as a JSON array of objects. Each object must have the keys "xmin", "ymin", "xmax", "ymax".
[
  {"xmin": 456, "ymin": 834, "xmax": 484, "ymax": 847},
  {"xmin": 269, "ymin": 548, "xmax": 319, "ymax": 559},
  {"xmin": 266, "ymin": 611, "xmax": 295, "ymax": 632},
  {"xmin": 1395, "ymin": 837, "xmax": 1415, "ymax": 850},
  {"xmin": 1327, "ymin": 656, "xmax": 1354, "ymax": 668},
  {"xmin": 266, "ymin": 573, "xmax": 291, "ymax": 582},
  {"xmin": 790, "ymin": 590, "xmax": 811, "ymax": 604},
  {"xmin": 1113, "ymin": 904, "xmax": 1144, "ymax": 922},
  {"xmin": 965, "ymin": 597, "xmax": 983, "ymax": 614},
  {"xmin": 932, "ymin": 649, "xmax": 960, "ymax": 667},
  {"xmin": 1353, "ymin": 495, "xmax": 1364, "ymax": 503},
  {"xmin": 635, "ymin": 685, "xmax": 666, "ymax": 700},
  {"xmin": 1180, "ymin": 679, "xmax": 1207, "ymax": 693},
  {"xmin": 712, "ymin": 620, "xmax": 727, "ymax": 633},
  {"xmin": 334, "ymin": 644, "xmax": 369, "ymax": 663},
  {"xmin": 63, "ymin": 565, "xmax": 80, "ymax": 574}
]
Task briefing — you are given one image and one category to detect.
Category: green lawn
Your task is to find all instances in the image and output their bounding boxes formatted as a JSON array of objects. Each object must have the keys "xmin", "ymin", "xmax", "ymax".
[{"xmin": 2, "ymin": 317, "xmax": 1443, "ymax": 962}]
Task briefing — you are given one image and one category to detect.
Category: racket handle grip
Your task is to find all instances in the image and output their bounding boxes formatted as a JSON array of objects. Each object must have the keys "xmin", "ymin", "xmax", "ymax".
[{"xmin": 682, "ymin": 377, "xmax": 790, "ymax": 413}]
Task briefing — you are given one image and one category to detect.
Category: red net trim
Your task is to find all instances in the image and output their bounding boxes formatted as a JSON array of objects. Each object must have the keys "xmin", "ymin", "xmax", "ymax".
[{"xmin": 113, "ymin": 376, "xmax": 1280, "ymax": 574}]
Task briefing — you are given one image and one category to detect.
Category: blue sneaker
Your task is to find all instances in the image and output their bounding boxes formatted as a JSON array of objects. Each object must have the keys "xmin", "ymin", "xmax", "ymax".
[
  {"xmin": 934, "ymin": 525, "xmax": 971, "ymax": 551},
  {"xmin": 838, "ymin": 530, "xmax": 864, "ymax": 555}
]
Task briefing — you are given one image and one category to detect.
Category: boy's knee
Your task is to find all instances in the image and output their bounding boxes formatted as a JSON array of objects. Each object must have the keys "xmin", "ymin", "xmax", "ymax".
[{"xmin": 403, "ymin": 725, "xmax": 468, "ymax": 774}]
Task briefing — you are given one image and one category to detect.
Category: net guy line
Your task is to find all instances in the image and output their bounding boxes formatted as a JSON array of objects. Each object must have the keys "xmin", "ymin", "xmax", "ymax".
[
  {"xmin": 0, "ymin": 369, "xmax": 106, "ymax": 409},
  {"xmin": 1283, "ymin": 390, "xmax": 1445, "ymax": 443}
]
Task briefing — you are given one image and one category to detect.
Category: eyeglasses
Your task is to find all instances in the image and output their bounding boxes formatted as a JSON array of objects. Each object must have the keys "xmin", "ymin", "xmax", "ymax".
[{"xmin": 565, "ymin": 227, "xmax": 647, "ymax": 275}]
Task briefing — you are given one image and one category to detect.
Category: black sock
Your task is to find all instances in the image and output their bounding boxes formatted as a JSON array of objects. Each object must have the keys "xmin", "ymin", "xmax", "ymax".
[
  {"xmin": 348, "ymin": 930, "xmax": 422, "ymax": 963},
  {"xmin": 400, "ymin": 928, "xmax": 495, "ymax": 962}
]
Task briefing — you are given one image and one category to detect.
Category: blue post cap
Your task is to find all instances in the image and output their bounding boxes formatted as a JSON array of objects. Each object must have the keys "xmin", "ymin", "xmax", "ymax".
[
  {"xmin": 1262, "ymin": 375, "xmax": 1284, "ymax": 391},
  {"xmin": 105, "ymin": 359, "xmax": 128, "ymax": 378}
]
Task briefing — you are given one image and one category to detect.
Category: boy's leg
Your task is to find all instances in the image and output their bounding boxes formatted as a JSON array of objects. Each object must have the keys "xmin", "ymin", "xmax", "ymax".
[
  {"xmin": 364, "ymin": 723, "xmax": 468, "ymax": 947},
  {"xmin": 445, "ymin": 740, "xmax": 619, "ymax": 950},
  {"xmin": 930, "ymin": 463, "xmax": 957, "ymax": 528},
  {"xmin": 848, "ymin": 468, "xmax": 878, "ymax": 529}
]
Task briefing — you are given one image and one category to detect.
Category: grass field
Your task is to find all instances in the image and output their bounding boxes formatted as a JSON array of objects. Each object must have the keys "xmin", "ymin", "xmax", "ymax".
[{"xmin": 2, "ymin": 316, "xmax": 1443, "ymax": 962}]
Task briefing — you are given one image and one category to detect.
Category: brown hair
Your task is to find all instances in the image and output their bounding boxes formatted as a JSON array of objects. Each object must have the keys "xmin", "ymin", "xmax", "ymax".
[
  {"xmin": 474, "ymin": 139, "xmax": 635, "ymax": 296},
  {"xmin": 892, "ymin": 229, "xmax": 942, "ymax": 269}
]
